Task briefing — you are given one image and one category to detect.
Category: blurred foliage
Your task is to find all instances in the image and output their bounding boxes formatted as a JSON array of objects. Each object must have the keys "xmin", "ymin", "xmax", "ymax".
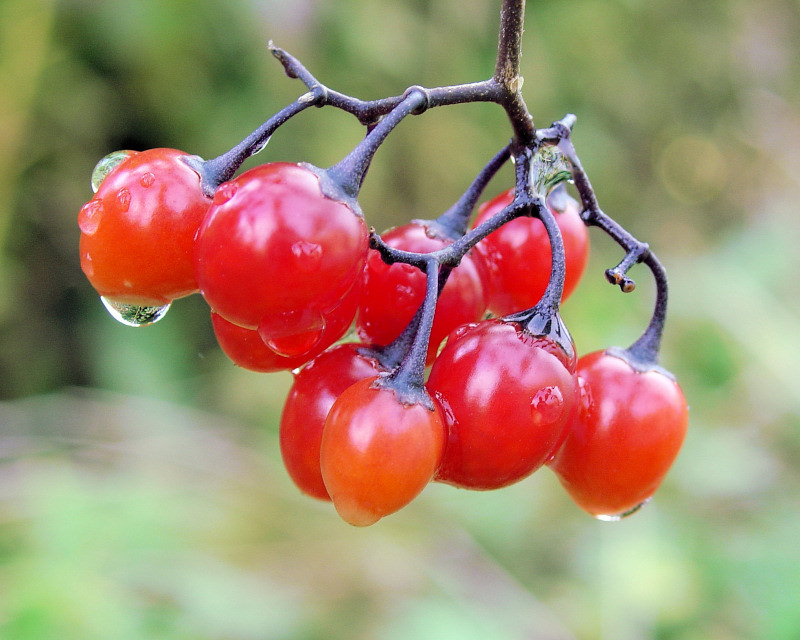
[{"xmin": 1, "ymin": 0, "xmax": 800, "ymax": 638}]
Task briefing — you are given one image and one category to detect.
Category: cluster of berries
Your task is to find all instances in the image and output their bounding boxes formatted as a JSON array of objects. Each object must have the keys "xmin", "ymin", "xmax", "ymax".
[{"xmin": 77, "ymin": 43, "xmax": 687, "ymax": 527}]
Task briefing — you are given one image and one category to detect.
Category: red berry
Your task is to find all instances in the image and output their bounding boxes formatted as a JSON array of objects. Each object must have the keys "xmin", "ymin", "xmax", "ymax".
[
  {"xmin": 427, "ymin": 319, "xmax": 577, "ymax": 490},
  {"xmin": 357, "ymin": 221, "xmax": 488, "ymax": 363},
  {"xmin": 194, "ymin": 163, "xmax": 369, "ymax": 345},
  {"xmin": 320, "ymin": 377, "xmax": 446, "ymax": 525},
  {"xmin": 279, "ymin": 344, "xmax": 386, "ymax": 501},
  {"xmin": 548, "ymin": 349, "xmax": 689, "ymax": 519},
  {"xmin": 472, "ymin": 188, "xmax": 589, "ymax": 316},
  {"xmin": 78, "ymin": 148, "xmax": 211, "ymax": 306}
]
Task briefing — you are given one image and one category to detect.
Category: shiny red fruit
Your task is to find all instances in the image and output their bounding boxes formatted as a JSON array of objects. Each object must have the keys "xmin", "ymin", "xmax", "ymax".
[
  {"xmin": 79, "ymin": 148, "xmax": 211, "ymax": 305},
  {"xmin": 472, "ymin": 188, "xmax": 589, "ymax": 316},
  {"xmin": 194, "ymin": 163, "xmax": 369, "ymax": 344},
  {"xmin": 357, "ymin": 221, "xmax": 488, "ymax": 363},
  {"xmin": 320, "ymin": 377, "xmax": 446, "ymax": 525},
  {"xmin": 548, "ymin": 350, "xmax": 689, "ymax": 519},
  {"xmin": 427, "ymin": 319, "xmax": 577, "ymax": 490},
  {"xmin": 279, "ymin": 344, "xmax": 386, "ymax": 501}
]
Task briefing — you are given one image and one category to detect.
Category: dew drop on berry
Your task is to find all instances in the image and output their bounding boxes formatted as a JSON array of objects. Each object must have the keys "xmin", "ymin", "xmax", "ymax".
[
  {"xmin": 81, "ymin": 251, "xmax": 94, "ymax": 277},
  {"xmin": 291, "ymin": 240, "xmax": 323, "ymax": 272},
  {"xmin": 530, "ymin": 385, "xmax": 565, "ymax": 426},
  {"xmin": 116, "ymin": 187, "xmax": 132, "ymax": 211},
  {"xmin": 139, "ymin": 172, "xmax": 156, "ymax": 188},
  {"xmin": 100, "ymin": 297, "xmax": 170, "ymax": 327},
  {"xmin": 593, "ymin": 498, "xmax": 651, "ymax": 522},
  {"xmin": 266, "ymin": 328, "xmax": 324, "ymax": 358},
  {"xmin": 78, "ymin": 200, "xmax": 103, "ymax": 235},
  {"xmin": 258, "ymin": 307, "xmax": 324, "ymax": 356},
  {"xmin": 213, "ymin": 182, "xmax": 238, "ymax": 205},
  {"xmin": 451, "ymin": 323, "xmax": 475, "ymax": 341},
  {"xmin": 396, "ymin": 283, "xmax": 415, "ymax": 300},
  {"xmin": 91, "ymin": 150, "xmax": 136, "ymax": 193}
]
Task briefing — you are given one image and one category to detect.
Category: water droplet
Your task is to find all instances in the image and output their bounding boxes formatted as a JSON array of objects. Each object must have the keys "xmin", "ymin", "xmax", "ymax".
[
  {"xmin": 101, "ymin": 297, "xmax": 170, "ymax": 327},
  {"xmin": 530, "ymin": 385, "xmax": 565, "ymax": 426},
  {"xmin": 139, "ymin": 172, "xmax": 155, "ymax": 188},
  {"xmin": 213, "ymin": 182, "xmax": 238, "ymax": 205},
  {"xmin": 594, "ymin": 498, "xmax": 651, "ymax": 522},
  {"xmin": 116, "ymin": 187, "xmax": 131, "ymax": 211},
  {"xmin": 546, "ymin": 183, "xmax": 568, "ymax": 213},
  {"xmin": 258, "ymin": 308, "xmax": 324, "ymax": 356},
  {"xmin": 252, "ymin": 136, "xmax": 270, "ymax": 155},
  {"xmin": 267, "ymin": 328, "xmax": 323, "ymax": 358},
  {"xmin": 81, "ymin": 251, "xmax": 95, "ymax": 277},
  {"xmin": 452, "ymin": 323, "xmax": 476, "ymax": 340},
  {"xmin": 531, "ymin": 145, "xmax": 572, "ymax": 199},
  {"xmin": 291, "ymin": 240, "xmax": 323, "ymax": 272},
  {"xmin": 78, "ymin": 200, "xmax": 103, "ymax": 235},
  {"xmin": 396, "ymin": 284, "xmax": 415, "ymax": 300},
  {"xmin": 91, "ymin": 150, "xmax": 136, "ymax": 193}
]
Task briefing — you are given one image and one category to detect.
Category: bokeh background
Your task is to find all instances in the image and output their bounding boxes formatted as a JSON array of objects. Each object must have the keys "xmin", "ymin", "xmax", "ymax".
[{"xmin": 2, "ymin": 0, "xmax": 799, "ymax": 638}]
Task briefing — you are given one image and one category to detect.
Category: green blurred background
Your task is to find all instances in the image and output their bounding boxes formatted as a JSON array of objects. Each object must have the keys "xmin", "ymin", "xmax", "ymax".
[{"xmin": 2, "ymin": 0, "xmax": 799, "ymax": 638}]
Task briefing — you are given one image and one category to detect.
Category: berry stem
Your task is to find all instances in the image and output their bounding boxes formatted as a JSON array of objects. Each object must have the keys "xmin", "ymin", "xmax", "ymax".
[
  {"xmin": 193, "ymin": 1, "xmax": 536, "ymax": 198},
  {"xmin": 190, "ymin": 98, "xmax": 320, "ymax": 197},
  {"xmin": 541, "ymin": 114, "xmax": 669, "ymax": 366},
  {"xmin": 624, "ymin": 252, "xmax": 668, "ymax": 367},
  {"xmin": 368, "ymin": 142, "xmax": 530, "ymax": 273},
  {"xmin": 530, "ymin": 199, "xmax": 567, "ymax": 314},
  {"xmin": 268, "ymin": 0, "xmax": 537, "ymax": 147},
  {"xmin": 432, "ymin": 143, "xmax": 512, "ymax": 239},
  {"xmin": 377, "ymin": 257, "xmax": 440, "ymax": 410},
  {"xmin": 325, "ymin": 90, "xmax": 428, "ymax": 200},
  {"xmin": 500, "ymin": 146, "xmax": 575, "ymax": 359},
  {"xmin": 494, "ymin": 0, "xmax": 536, "ymax": 147},
  {"xmin": 270, "ymin": 42, "xmax": 500, "ymax": 124}
]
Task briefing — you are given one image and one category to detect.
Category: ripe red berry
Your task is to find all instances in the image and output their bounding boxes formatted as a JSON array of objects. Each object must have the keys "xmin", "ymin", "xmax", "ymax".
[
  {"xmin": 548, "ymin": 349, "xmax": 689, "ymax": 519},
  {"xmin": 356, "ymin": 221, "xmax": 489, "ymax": 363},
  {"xmin": 426, "ymin": 318, "xmax": 577, "ymax": 490},
  {"xmin": 78, "ymin": 148, "xmax": 211, "ymax": 307},
  {"xmin": 279, "ymin": 344, "xmax": 386, "ymax": 501},
  {"xmin": 472, "ymin": 188, "xmax": 589, "ymax": 316},
  {"xmin": 194, "ymin": 162, "xmax": 369, "ymax": 350},
  {"xmin": 320, "ymin": 377, "xmax": 446, "ymax": 525}
]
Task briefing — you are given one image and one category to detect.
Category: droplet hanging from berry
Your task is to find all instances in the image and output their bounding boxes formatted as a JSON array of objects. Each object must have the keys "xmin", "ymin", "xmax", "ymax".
[{"xmin": 100, "ymin": 297, "xmax": 170, "ymax": 327}]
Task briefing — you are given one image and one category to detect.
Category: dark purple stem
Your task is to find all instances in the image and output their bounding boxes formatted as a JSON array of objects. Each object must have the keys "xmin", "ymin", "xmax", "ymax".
[{"xmin": 376, "ymin": 257, "xmax": 440, "ymax": 410}]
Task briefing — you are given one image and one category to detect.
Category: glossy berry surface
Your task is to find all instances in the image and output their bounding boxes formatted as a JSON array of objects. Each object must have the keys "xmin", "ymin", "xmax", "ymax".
[
  {"xmin": 78, "ymin": 148, "xmax": 211, "ymax": 305},
  {"xmin": 211, "ymin": 313, "xmax": 312, "ymax": 373},
  {"xmin": 261, "ymin": 279, "xmax": 361, "ymax": 363},
  {"xmin": 320, "ymin": 377, "xmax": 446, "ymax": 525},
  {"xmin": 357, "ymin": 221, "xmax": 488, "ymax": 363},
  {"xmin": 427, "ymin": 318, "xmax": 578, "ymax": 490},
  {"xmin": 194, "ymin": 162, "xmax": 369, "ymax": 344},
  {"xmin": 472, "ymin": 188, "xmax": 589, "ymax": 316},
  {"xmin": 279, "ymin": 344, "xmax": 386, "ymax": 501},
  {"xmin": 548, "ymin": 349, "xmax": 689, "ymax": 519}
]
